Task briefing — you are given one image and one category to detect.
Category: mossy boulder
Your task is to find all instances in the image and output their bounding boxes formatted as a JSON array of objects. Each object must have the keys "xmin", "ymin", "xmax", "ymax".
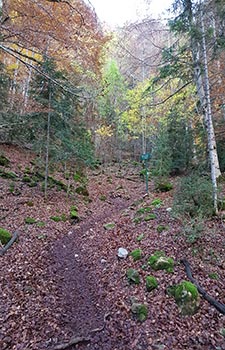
[
  {"xmin": 146, "ymin": 275, "xmax": 158, "ymax": 292},
  {"xmin": 0, "ymin": 228, "xmax": 12, "ymax": 245},
  {"xmin": 174, "ymin": 281, "xmax": 200, "ymax": 315},
  {"xmin": 148, "ymin": 251, "xmax": 174, "ymax": 272},
  {"xmin": 131, "ymin": 302, "xmax": 148, "ymax": 322},
  {"xmin": 0, "ymin": 155, "xmax": 10, "ymax": 166},
  {"xmin": 126, "ymin": 268, "xmax": 140, "ymax": 285},
  {"xmin": 130, "ymin": 248, "xmax": 142, "ymax": 261}
]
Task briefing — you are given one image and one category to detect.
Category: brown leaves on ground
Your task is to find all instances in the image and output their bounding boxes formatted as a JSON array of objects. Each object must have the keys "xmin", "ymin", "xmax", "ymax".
[{"xmin": 0, "ymin": 145, "xmax": 225, "ymax": 350}]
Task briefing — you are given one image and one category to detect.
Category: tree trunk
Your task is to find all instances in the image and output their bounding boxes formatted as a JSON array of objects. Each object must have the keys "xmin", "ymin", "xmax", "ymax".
[
  {"xmin": 44, "ymin": 82, "xmax": 52, "ymax": 200},
  {"xmin": 200, "ymin": 4, "xmax": 220, "ymax": 212}
]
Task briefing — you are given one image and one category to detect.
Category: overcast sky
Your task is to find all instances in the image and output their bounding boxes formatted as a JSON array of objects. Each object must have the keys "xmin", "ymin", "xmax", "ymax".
[{"xmin": 90, "ymin": 0, "xmax": 173, "ymax": 27}]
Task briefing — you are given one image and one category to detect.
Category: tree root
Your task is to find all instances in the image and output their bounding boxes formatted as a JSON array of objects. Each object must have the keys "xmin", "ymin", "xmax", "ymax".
[
  {"xmin": 181, "ymin": 258, "xmax": 225, "ymax": 315},
  {"xmin": 51, "ymin": 312, "xmax": 110, "ymax": 350},
  {"xmin": 0, "ymin": 231, "xmax": 19, "ymax": 256}
]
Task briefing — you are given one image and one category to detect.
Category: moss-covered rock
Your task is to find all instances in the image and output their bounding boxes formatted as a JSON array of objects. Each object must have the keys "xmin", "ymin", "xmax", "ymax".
[
  {"xmin": 130, "ymin": 248, "xmax": 142, "ymax": 261},
  {"xmin": 0, "ymin": 155, "xmax": 10, "ymax": 166},
  {"xmin": 0, "ymin": 228, "xmax": 12, "ymax": 245},
  {"xmin": 174, "ymin": 281, "xmax": 200, "ymax": 315},
  {"xmin": 146, "ymin": 275, "xmax": 158, "ymax": 292},
  {"xmin": 131, "ymin": 302, "xmax": 148, "ymax": 322},
  {"xmin": 126, "ymin": 268, "xmax": 140, "ymax": 285},
  {"xmin": 148, "ymin": 251, "xmax": 174, "ymax": 272}
]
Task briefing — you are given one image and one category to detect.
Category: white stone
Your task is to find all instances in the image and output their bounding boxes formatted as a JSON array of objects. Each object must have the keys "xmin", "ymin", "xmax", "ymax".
[{"xmin": 117, "ymin": 247, "xmax": 129, "ymax": 259}]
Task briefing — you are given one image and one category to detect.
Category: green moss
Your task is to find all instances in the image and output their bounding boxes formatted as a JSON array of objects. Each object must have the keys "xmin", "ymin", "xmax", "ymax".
[
  {"xmin": 151, "ymin": 198, "xmax": 162, "ymax": 207},
  {"xmin": 157, "ymin": 225, "xmax": 168, "ymax": 233},
  {"xmin": 26, "ymin": 201, "xmax": 34, "ymax": 207},
  {"xmin": 133, "ymin": 217, "xmax": 142, "ymax": 224},
  {"xmin": 144, "ymin": 213, "xmax": 157, "ymax": 221},
  {"xmin": 208, "ymin": 272, "xmax": 219, "ymax": 280},
  {"xmin": 50, "ymin": 216, "xmax": 62, "ymax": 222},
  {"xmin": 0, "ymin": 155, "xmax": 10, "ymax": 166},
  {"xmin": 136, "ymin": 207, "xmax": 151, "ymax": 215},
  {"xmin": 130, "ymin": 248, "xmax": 142, "ymax": 261},
  {"xmin": 155, "ymin": 181, "xmax": 173, "ymax": 192},
  {"xmin": 99, "ymin": 195, "xmax": 107, "ymax": 201},
  {"xmin": 126, "ymin": 268, "xmax": 140, "ymax": 285},
  {"xmin": 136, "ymin": 233, "xmax": 145, "ymax": 242},
  {"xmin": 0, "ymin": 227, "xmax": 12, "ymax": 245},
  {"xmin": 0, "ymin": 170, "xmax": 18, "ymax": 179},
  {"xmin": 70, "ymin": 206, "xmax": 79, "ymax": 221},
  {"xmin": 148, "ymin": 251, "xmax": 174, "ymax": 272},
  {"xmin": 174, "ymin": 281, "xmax": 200, "ymax": 315},
  {"xmin": 37, "ymin": 221, "xmax": 46, "ymax": 227},
  {"xmin": 103, "ymin": 222, "xmax": 115, "ymax": 230},
  {"xmin": 22, "ymin": 175, "xmax": 32, "ymax": 183},
  {"xmin": 25, "ymin": 217, "xmax": 36, "ymax": 224},
  {"xmin": 75, "ymin": 186, "xmax": 89, "ymax": 196},
  {"xmin": 146, "ymin": 276, "xmax": 158, "ymax": 292},
  {"xmin": 131, "ymin": 303, "xmax": 148, "ymax": 322}
]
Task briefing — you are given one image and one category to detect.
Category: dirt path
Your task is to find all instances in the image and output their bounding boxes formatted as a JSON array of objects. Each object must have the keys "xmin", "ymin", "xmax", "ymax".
[{"xmin": 48, "ymin": 193, "xmax": 145, "ymax": 350}]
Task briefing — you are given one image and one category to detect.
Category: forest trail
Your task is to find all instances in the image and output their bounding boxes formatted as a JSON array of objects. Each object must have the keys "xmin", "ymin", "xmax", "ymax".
[{"xmin": 0, "ymin": 146, "xmax": 225, "ymax": 350}]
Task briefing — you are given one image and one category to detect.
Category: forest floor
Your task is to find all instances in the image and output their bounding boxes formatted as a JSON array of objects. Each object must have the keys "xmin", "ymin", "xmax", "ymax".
[{"xmin": 0, "ymin": 144, "xmax": 225, "ymax": 350}]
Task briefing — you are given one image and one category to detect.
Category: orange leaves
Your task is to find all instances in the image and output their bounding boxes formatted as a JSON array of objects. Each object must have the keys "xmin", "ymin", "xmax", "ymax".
[{"xmin": 1, "ymin": 0, "xmax": 106, "ymax": 74}]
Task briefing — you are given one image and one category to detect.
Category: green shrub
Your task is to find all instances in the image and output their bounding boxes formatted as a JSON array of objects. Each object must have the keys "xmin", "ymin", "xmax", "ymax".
[
  {"xmin": 173, "ymin": 174, "xmax": 214, "ymax": 217},
  {"xmin": 151, "ymin": 198, "xmax": 162, "ymax": 207},
  {"xmin": 0, "ymin": 227, "xmax": 12, "ymax": 244},
  {"xmin": 0, "ymin": 155, "xmax": 10, "ymax": 166},
  {"xmin": 155, "ymin": 181, "xmax": 173, "ymax": 192}
]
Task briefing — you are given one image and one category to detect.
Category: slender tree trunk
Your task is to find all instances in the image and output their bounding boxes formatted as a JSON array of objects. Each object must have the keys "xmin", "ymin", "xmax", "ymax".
[
  {"xmin": 200, "ymin": 4, "xmax": 220, "ymax": 212},
  {"xmin": 44, "ymin": 82, "xmax": 51, "ymax": 200}
]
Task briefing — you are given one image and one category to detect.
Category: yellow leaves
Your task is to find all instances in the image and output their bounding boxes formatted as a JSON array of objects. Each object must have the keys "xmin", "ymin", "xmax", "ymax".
[{"xmin": 96, "ymin": 125, "xmax": 114, "ymax": 138}]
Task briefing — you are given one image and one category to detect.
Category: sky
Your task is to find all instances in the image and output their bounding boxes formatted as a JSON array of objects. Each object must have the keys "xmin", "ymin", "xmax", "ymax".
[{"xmin": 90, "ymin": 0, "xmax": 173, "ymax": 27}]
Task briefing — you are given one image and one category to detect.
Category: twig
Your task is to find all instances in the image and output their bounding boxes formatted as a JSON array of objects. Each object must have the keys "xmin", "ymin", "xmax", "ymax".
[
  {"xmin": 181, "ymin": 258, "xmax": 225, "ymax": 315},
  {"xmin": 0, "ymin": 231, "xmax": 19, "ymax": 256},
  {"xmin": 53, "ymin": 336, "xmax": 90, "ymax": 350}
]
